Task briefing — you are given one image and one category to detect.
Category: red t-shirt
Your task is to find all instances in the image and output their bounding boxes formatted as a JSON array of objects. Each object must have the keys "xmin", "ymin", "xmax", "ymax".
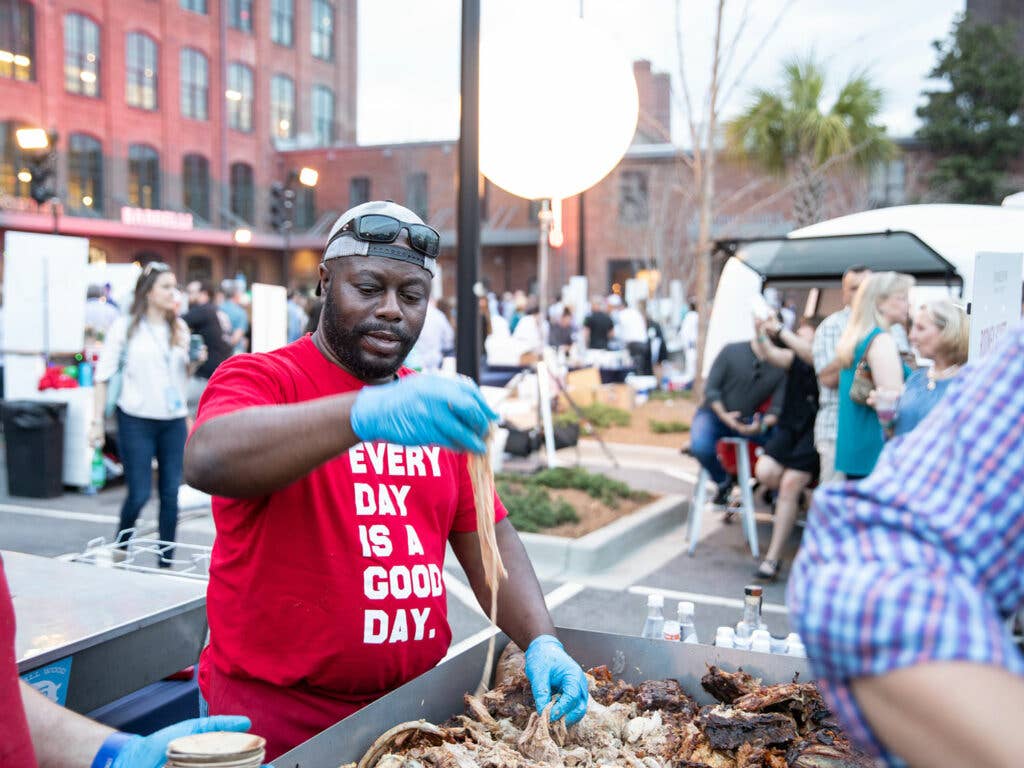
[
  {"xmin": 0, "ymin": 556, "xmax": 37, "ymax": 768},
  {"xmin": 193, "ymin": 336, "xmax": 505, "ymax": 758}
]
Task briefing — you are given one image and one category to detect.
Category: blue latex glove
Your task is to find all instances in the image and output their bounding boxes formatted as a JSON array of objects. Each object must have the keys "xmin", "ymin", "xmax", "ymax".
[
  {"xmin": 524, "ymin": 634, "xmax": 589, "ymax": 726},
  {"xmin": 350, "ymin": 374, "xmax": 498, "ymax": 454},
  {"xmin": 107, "ymin": 716, "xmax": 252, "ymax": 768}
]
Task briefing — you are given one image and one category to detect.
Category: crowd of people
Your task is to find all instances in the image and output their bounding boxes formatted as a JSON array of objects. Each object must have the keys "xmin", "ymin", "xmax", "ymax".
[{"xmin": 692, "ymin": 266, "xmax": 972, "ymax": 581}]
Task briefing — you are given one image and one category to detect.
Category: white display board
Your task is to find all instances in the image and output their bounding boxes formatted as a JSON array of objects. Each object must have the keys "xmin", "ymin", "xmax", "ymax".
[
  {"xmin": 624, "ymin": 278, "xmax": 648, "ymax": 308},
  {"xmin": 567, "ymin": 275, "xmax": 588, "ymax": 322},
  {"xmin": 86, "ymin": 262, "xmax": 141, "ymax": 312},
  {"xmin": 250, "ymin": 282, "xmax": 288, "ymax": 353},
  {"xmin": 968, "ymin": 251, "xmax": 1023, "ymax": 360},
  {"xmin": 702, "ymin": 257, "xmax": 764, "ymax": 377},
  {"xmin": 3, "ymin": 231, "xmax": 89, "ymax": 354}
]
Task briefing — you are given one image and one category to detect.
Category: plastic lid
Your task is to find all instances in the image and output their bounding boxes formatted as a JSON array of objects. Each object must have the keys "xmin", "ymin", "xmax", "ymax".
[
  {"xmin": 715, "ymin": 626, "xmax": 735, "ymax": 638},
  {"xmin": 647, "ymin": 593, "xmax": 664, "ymax": 608},
  {"xmin": 744, "ymin": 585, "xmax": 763, "ymax": 597},
  {"xmin": 678, "ymin": 601, "xmax": 695, "ymax": 616},
  {"xmin": 662, "ymin": 620, "xmax": 681, "ymax": 634},
  {"xmin": 786, "ymin": 632, "xmax": 802, "ymax": 643},
  {"xmin": 750, "ymin": 629, "xmax": 771, "ymax": 640}
]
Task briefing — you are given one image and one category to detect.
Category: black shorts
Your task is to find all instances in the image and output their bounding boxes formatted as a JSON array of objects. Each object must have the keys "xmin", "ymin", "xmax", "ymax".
[{"xmin": 764, "ymin": 426, "xmax": 820, "ymax": 481}]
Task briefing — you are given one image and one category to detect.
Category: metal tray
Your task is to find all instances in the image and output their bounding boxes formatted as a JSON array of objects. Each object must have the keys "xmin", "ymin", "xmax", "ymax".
[{"xmin": 276, "ymin": 627, "xmax": 811, "ymax": 768}]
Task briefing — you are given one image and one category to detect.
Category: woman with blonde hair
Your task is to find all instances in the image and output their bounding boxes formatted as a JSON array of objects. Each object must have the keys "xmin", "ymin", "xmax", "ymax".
[
  {"xmin": 834, "ymin": 271, "xmax": 914, "ymax": 478},
  {"xmin": 890, "ymin": 297, "xmax": 969, "ymax": 436}
]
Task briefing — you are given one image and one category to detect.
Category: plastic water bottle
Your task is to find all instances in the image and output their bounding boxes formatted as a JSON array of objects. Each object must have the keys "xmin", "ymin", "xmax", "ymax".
[
  {"xmin": 786, "ymin": 632, "xmax": 807, "ymax": 657},
  {"xmin": 78, "ymin": 361, "xmax": 93, "ymax": 387},
  {"xmin": 736, "ymin": 585, "xmax": 765, "ymax": 646},
  {"xmin": 641, "ymin": 594, "xmax": 665, "ymax": 639},
  {"xmin": 661, "ymin": 619, "xmax": 681, "ymax": 642},
  {"xmin": 88, "ymin": 447, "xmax": 106, "ymax": 493},
  {"xmin": 678, "ymin": 601, "xmax": 699, "ymax": 644},
  {"xmin": 751, "ymin": 629, "xmax": 772, "ymax": 654},
  {"xmin": 714, "ymin": 626, "xmax": 735, "ymax": 649}
]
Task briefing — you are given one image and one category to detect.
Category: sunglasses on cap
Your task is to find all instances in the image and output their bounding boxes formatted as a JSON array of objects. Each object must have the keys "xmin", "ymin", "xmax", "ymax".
[
  {"xmin": 327, "ymin": 214, "xmax": 441, "ymax": 260},
  {"xmin": 142, "ymin": 261, "xmax": 170, "ymax": 276}
]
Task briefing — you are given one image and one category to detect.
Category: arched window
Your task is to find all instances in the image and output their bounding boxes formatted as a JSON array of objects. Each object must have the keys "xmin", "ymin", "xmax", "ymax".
[
  {"xmin": 128, "ymin": 144, "xmax": 160, "ymax": 209},
  {"xmin": 182, "ymin": 153, "xmax": 209, "ymax": 221},
  {"xmin": 0, "ymin": 0, "xmax": 35, "ymax": 81},
  {"xmin": 65, "ymin": 13, "xmax": 101, "ymax": 97},
  {"xmin": 226, "ymin": 63, "xmax": 253, "ymax": 132},
  {"xmin": 270, "ymin": 74, "xmax": 294, "ymax": 139},
  {"xmin": 311, "ymin": 84, "xmax": 335, "ymax": 146},
  {"xmin": 229, "ymin": 162, "xmax": 254, "ymax": 223},
  {"xmin": 67, "ymin": 133, "xmax": 103, "ymax": 214},
  {"xmin": 180, "ymin": 48, "xmax": 208, "ymax": 120},
  {"xmin": 125, "ymin": 32, "xmax": 157, "ymax": 110},
  {"xmin": 270, "ymin": 0, "xmax": 293, "ymax": 46}
]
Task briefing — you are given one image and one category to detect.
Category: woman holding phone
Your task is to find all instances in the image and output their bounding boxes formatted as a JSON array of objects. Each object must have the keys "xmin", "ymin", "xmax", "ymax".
[{"xmin": 91, "ymin": 263, "xmax": 205, "ymax": 565}]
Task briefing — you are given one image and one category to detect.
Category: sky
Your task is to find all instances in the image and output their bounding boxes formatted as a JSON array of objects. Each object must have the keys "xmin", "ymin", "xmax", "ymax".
[{"xmin": 357, "ymin": 0, "xmax": 965, "ymax": 147}]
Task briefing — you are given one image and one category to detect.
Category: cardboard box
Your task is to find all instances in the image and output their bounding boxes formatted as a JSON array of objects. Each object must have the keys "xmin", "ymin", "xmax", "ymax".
[
  {"xmin": 595, "ymin": 383, "xmax": 635, "ymax": 411},
  {"xmin": 566, "ymin": 367, "xmax": 602, "ymax": 391},
  {"xmin": 557, "ymin": 384, "xmax": 596, "ymax": 411}
]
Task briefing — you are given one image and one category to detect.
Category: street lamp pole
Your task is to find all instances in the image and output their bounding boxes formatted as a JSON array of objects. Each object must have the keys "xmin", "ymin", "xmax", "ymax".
[{"xmin": 537, "ymin": 199, "xmax": 552, "ymax": 322}]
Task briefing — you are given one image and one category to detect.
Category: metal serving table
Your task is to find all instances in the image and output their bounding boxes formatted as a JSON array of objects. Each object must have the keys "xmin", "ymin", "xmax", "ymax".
[
  {"xmin": 277, "ymin": 627, "xmax": 810, "ymax": 768},
  {"xmin": 7, "ymin": 549, "xmax": 208, "ymax": 713}
]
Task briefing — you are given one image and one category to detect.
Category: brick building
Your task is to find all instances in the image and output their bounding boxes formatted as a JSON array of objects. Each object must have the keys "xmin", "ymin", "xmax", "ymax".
[{"xmin": 0, "ymin": 0, "xmax": 356, "ymax": 288}]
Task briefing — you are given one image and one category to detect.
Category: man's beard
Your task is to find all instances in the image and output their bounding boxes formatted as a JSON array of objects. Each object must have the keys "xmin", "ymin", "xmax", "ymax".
[{"xmin": 321, "ymin": 289, "xmax": 416, "ymax": 381}]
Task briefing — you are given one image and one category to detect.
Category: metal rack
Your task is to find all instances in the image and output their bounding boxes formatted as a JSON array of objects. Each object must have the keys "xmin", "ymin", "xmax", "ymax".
[{"xmin": 68, "ymin": 530, "xmax": 213, "ymax": 581}]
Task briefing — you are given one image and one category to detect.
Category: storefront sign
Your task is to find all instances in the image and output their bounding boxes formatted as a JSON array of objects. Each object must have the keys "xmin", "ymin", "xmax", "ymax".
[
  {"xmin": 969, "ymin": 251, "xmax": 1023, "ymax": 360},
  {"xmin": 120, "ymin": 206, "xmax": 193, "ymax": 230}
]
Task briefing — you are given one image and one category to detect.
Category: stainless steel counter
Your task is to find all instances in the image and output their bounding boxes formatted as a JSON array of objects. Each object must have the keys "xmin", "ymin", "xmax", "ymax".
[
  {"xmin": 6, "ymin": 549, "xmax": 208, "ymax": 713},
  {"xmin": 277, "ymin": 627, "xmax": 811, "ymax": 768}
]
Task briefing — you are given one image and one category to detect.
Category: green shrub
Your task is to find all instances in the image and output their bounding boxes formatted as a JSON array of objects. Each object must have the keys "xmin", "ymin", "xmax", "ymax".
[
  {"xmin": 496, "ymin": 480, "xmax": 578, "ymax": 533},
  {"xmin": 649, "ymin": 419, "xmax": 690, "ymax": 434},
  {"xmin": 554, "ymin": 402, "xmax": 631, "ymax": 429},
  {"xmin": 500, "ymin": 466, "xmax": 650, "ymax": 509},
  {"xmin": 647, "ymin": 389, "xmax": 692, "ymax": 402}
]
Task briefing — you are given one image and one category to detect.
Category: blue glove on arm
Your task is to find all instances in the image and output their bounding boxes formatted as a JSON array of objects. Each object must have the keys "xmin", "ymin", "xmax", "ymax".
[
  {"xmin": 350, "ymin": 374, "xmax": 498, "ymax": 454},
  {"xmin": 95, "ymin": 716, "xmax": 251, "ymax": 768},
  {"xmin": 524, "ymin": 634, "xmax": 589, "ymax": 726}
]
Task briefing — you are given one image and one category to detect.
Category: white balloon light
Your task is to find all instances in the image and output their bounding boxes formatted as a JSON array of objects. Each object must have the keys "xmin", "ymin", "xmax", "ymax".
[{"xmin": 479, "ymin": 12, "xmax": 639, "ymax": 201}]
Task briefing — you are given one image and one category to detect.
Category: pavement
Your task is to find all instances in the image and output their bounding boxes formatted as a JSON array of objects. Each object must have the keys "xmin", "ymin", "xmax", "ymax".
[{"xmin": 0, "ymin": 436, "xmax": 805, "ymax": 646}]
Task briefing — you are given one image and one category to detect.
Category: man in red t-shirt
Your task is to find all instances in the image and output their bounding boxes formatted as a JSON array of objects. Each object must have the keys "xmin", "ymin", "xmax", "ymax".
[
  {"xmin": 0, "ymin": 554, "xmax": 250, "ymax": 768},
  {"xmin": 184, "ymin": 201, "xmax": 589, "ymax": 758}
]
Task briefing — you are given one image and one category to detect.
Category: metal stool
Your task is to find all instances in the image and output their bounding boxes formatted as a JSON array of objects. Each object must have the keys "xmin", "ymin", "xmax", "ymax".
[{"xmin": 687, "ymin": 436, "xmax": 760, "ymax": 559}]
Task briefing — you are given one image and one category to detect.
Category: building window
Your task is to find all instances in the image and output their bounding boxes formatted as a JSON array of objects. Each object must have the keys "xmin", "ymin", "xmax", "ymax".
[
  {"xmin": 128, "ymin": 144, "xmax": 160, "ymax": 209},
  {"xmin": 311, "ymin": 85, "xmax": 335, "ymax": 146},
  {"xmin": 0, "ymin": 0, "xmax": 35, "ymax": 81},
  {"xmin": 227, "ymin": 0, "xmax": 252, "ymax": 32},
  {"xmin": 125, "ymin": 32, "xmax": 157, "ymax": 110},
  {"xmin": 226, "ymin": 63, "xmax": 253, "ymax": 132},
  {"xmin": 618, "ymin": 170, "xmax": 648, "ymax": 224},
  {"xmin": 180, "ymin": 0, "xmax": 207, "ymax": 14},
  {"xmin": 0, "ymin": 121, "xmax": 30, "ymax": 198},
  {"xmin": 186, "ymin": 255, "xmax": 212, "ymax": 282},
  {"xmin": 869, "ymin": 158, "xmax": 906, "ymax": 208},
  {"xmin": 294, "ymin": 187, "xmax": 315, "ymax": 229},
  {"xmin": 270, "ymin": 0, "xmax": 293, "ymax": 46},
  {"xmin": 311, "ymin": 0, "xmax": 334, "ymax": 61},
  {"xmin": 349, "ymin": 176, "xmax": 370, "ymax": 208},
  {"xmin": 270, "ymin": 74, "xmax": 295, "ymax": 140},
  {"xmin": 405, "ymin": 172, "xmax": 428, "ymax": 220},
  {"xmin": 64, "ymin": 13, "xmax": 100, "ymax": 97},
  {"xmin": 180, "ymin": 48, "xmax": 209, "ymax": 120},
  {"xmin": 182, "ymin": 153, "xmax": 209, "ymax": 221},
  {"xmin": 67, "ymin": 133, "xmax": 103, "ymax": 214},
  {"xmin": 229, "ymin": 162, "xmax": 254, "ymax": 223}
]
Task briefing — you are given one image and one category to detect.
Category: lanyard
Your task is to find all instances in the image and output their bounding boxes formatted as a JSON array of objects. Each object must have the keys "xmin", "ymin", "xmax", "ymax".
[{"xmin": 141, "ymin": 319, "xmax": 174, "ymax": 374}]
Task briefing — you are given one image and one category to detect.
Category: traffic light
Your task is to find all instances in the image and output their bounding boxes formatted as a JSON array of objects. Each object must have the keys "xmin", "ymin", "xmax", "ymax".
[
  {"xmin": 269, "ymin": 181, "xmax": 297, "ymax": 233},
  {"xmin": 26, "ymin": 154, "xmax": 55, "ymax": 206}
]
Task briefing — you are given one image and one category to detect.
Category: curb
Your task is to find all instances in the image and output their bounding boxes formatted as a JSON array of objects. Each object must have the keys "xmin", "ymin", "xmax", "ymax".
[{"xmin": 519, "ymin": 494, "xmax": 686, "ymax": 579}]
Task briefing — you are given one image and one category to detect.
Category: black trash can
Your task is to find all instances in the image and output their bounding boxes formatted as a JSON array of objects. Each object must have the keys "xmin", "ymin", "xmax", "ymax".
[{"xmin": 1, "ymin": 400, "xmax": 66, "ymax": 498}]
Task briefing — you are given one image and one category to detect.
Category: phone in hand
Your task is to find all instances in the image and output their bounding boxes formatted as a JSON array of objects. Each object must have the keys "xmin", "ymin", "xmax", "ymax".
[{"xmin": 189, "ymin": 334, "xmax": 205, "ymax": 362}]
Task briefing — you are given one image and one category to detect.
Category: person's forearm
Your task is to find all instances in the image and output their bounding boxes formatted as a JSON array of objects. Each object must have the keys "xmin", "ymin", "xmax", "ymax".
[
  {"xmin": 778, "ymin": 328, "xmax": 814, "ymax": 365},
  {"xmin": 852, "ymin": 663, "xmax": 1024, "ymax": 768},
  {"xmin": 452, "ymin": 519, "xmax": 556, "ymax": 650},
  {"xmin": 818, "ymin": 358, "xmax": 841, "ymax": 388},
  {"xmin": 183, "ymin": 393, "xmax": 360, "ymax": 497},
  {"xmin": 709, "ymin": 400, "xmax": 738, "ymax": 427},
  {"xmin": 21, "ymin": 681, "xmax": 112, "ymax": 768}
]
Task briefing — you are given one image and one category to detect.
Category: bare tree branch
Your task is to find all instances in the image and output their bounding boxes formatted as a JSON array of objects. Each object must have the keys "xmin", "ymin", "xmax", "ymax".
[{"xmin": 718, "ymin": 0, "xmax": 799, "ymax": 108}]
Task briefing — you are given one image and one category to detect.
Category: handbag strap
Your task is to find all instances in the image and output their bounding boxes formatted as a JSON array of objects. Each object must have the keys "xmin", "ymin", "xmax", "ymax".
[{"xmin": 854, "ymin": 327, "xmax": 883, "ymax": 370}]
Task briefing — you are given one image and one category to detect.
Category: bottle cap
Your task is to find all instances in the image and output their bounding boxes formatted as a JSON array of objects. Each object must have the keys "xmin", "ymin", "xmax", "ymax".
[
  {"xmin": 751, "ymin": 629, "xmax": 771, "ymax": 640},
  {"xmin": 661, "ymin": 620, "xmax": 681, "ymax": 640},
  {"xmin": 715, "ymin": 626, "xmax": 734, "ymax": 639},
  {"xmin": 744, "ymin": 585, "xmax": 763, "ymax": 597},
  {"xmin": 647, "ymin": 593, "xmax": 664, "ymax": 608},
  {"xmin": 786, "ymin": 632, "xmax": 802, "ymax": 643},
  {"xmin": 678, "ymin": 601, "xmax": 695, "ymax": 616}
]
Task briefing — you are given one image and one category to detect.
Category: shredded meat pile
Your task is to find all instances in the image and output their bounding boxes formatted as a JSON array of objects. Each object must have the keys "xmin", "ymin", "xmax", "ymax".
[{"xmin": 344, "ymin": 650, "xmax": 875, "ymax": 768}]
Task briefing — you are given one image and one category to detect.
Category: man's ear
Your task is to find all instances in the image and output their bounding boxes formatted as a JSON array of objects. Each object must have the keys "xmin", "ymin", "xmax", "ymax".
[{"xmin": 318, "ymin": 262, "xmax": 329, "ymax": 294}]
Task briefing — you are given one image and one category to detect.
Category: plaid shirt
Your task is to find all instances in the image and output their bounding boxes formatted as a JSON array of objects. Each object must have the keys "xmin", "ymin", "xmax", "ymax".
[
  {"xmin": 788, "ymin": 322, "xmax": 1024, "ymax": 767},
  {"xmin": 812, "ymin": 307, "xmax": 850, "ymax": 447}
]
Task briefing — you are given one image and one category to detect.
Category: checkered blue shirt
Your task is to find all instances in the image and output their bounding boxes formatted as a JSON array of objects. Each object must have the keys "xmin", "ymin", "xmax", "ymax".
[
  {"xmin": 788, "ymin": 322, "xmax": 1024, "ymax": 766},
  {"xmin": 812, "ymin": 307, "xmax": 849, "ymax": 447}
]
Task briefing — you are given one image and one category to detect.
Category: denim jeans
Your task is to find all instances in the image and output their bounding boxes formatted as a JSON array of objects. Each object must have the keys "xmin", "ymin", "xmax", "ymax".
[
  {"xmin": 115, "ymin": 409, "xmax": 187, "ymax": 565},
  {"xmin": 690, "ymin": 406, "xmax": 768, "ymax": 485}
]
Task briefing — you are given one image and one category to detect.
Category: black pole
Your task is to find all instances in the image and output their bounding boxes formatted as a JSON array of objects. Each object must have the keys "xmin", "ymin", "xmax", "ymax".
[
  {"xmin": 577, "ymin": 192, "xmax": 586, "ymax": 277},
  {"xmin": 456, "ymin": 0, "xmax": 481, "ymax": 382}
]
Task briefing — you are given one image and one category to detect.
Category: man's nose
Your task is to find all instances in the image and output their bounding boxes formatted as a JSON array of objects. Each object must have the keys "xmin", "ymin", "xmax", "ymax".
[{"xmin": 375, "ymin": 288, "xmax": 402, "ymax": 320}]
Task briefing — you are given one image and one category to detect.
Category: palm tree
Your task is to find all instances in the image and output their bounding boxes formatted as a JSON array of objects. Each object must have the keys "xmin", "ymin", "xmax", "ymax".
[{"xmin": 726, "ymin": 56, "xmax": 893, "ymax": 226}]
